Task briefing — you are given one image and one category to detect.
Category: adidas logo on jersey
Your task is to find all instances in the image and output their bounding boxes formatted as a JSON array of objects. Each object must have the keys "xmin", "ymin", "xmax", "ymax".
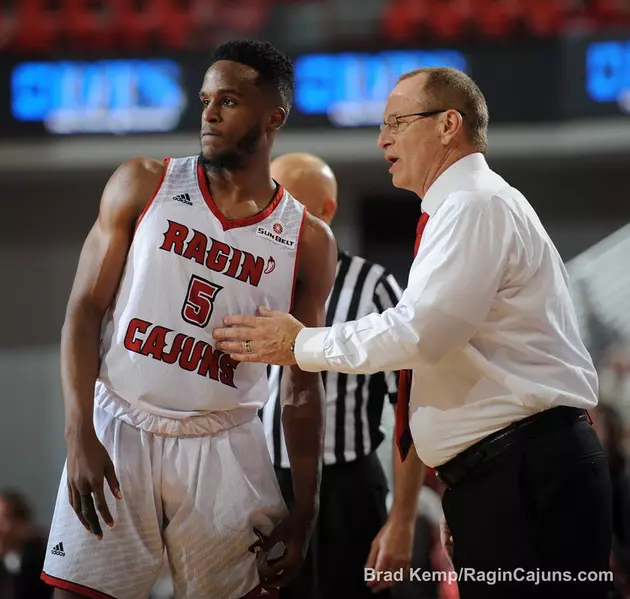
[
  {"xmin": 50, "ymin": 542, "xmax": 65, "ymax": 556},
  {"xmin": 173, "ymin": 193, "xmax": 192, "ymax": 205}
]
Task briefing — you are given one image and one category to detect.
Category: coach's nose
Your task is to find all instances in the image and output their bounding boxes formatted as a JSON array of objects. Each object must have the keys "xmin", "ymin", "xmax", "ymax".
[{"xmin": 378, "ymin": 125, "xmax": 393, "ymax": 150}]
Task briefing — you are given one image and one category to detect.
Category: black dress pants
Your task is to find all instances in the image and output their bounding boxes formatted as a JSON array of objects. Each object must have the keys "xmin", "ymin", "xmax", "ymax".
[
  {"xmin": 442, "ymin": 416, "xmax": 614, "ymax": 599},
  {"xmin": 276, "ymin": 452, "xmax": 391, "ymax": 599}
]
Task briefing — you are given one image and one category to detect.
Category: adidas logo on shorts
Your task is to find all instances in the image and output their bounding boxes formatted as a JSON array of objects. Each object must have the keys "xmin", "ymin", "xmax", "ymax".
[{"xmin": 50, "ymin": 542, "xmax": 65, "ymax": 557}]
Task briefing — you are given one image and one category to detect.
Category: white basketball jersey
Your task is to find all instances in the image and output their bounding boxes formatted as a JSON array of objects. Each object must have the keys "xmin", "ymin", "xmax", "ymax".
[{"xmin": 99, "ymin": 156, "xmax": 305, "ymax": 418}]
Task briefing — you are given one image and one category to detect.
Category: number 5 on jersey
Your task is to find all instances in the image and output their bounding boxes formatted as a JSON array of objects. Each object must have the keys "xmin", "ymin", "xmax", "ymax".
[{"xmin": 181, "ymin": 275, "xmax": 223, "ymax": 328}]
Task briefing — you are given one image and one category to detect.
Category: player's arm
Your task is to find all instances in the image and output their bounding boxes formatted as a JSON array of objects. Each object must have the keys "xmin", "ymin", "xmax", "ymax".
[
  {"xmin": 258, "ymin": 214, "xmax": 337, "ymax": 586},
  {"xmin": 62, "ymin": 157, "xmax": 165, "ymax": 537},
  {"xmin": 282, "ymin": 214, "xmax": 336, "ymax": 521}
]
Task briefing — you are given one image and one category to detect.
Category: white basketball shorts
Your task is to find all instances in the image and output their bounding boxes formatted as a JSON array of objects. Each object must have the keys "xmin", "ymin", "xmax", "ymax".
[{"xmin": 41, "ymin": 387, "xmax": 287, "ymax": 599}]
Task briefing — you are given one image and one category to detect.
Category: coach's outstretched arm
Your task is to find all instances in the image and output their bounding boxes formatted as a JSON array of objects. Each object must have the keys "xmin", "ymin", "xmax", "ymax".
[
  {"xmin": 61, "ymin": 158, "xmax": 165, "ymax": 538},
  {"xmin": 215, "ymin": 197, "xmax": 506, "ymax": 372},
  {"xmin": 256, "ymin": 213, "xmax": 336, "ymax": 588}
]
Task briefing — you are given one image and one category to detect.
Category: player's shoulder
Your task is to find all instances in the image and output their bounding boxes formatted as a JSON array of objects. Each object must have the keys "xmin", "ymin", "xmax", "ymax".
[
  {"xmin": 295, "ymin": 212, "xmax": 337, "ymax": 286},
  {"xmin": 101, "ymin": 157, "xmax": 168, "ymax": 219},
  {"xmin": 110, "ymin": 157, "xmax": 167, "ymax": 187},
  {"xmin": 301, "ymin": 210, "xmax": 336, "ymax": 249}
]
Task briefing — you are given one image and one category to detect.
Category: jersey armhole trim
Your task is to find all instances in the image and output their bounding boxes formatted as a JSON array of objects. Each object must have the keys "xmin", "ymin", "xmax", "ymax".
[
  {"xmin": 133, "ymin": 156, "xmax": 171, "ymax": 237},
  {"xmin": 289, "ymin": 208, "xmax": 308, "ymax": 314},
  {"xmin": 41, "ymin": 572, "xmax": 117, "ymax": 599}
]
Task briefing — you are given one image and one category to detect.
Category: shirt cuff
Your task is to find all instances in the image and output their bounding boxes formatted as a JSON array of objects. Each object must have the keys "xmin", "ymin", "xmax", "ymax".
[{"xmin": 294, "ymin": 327, "xmax": 331, "ymax": 372}]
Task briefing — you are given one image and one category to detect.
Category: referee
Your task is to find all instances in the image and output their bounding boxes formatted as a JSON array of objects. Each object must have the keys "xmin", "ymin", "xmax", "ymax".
[{"xmin": 260, "ymin": 153, "xmax": 425, "ymax": 598}]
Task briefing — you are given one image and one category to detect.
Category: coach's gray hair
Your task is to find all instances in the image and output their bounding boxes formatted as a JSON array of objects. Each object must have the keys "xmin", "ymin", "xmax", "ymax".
[{"xmin": 398, "ymin": 67, "xmax": 489, "ymax": 154}]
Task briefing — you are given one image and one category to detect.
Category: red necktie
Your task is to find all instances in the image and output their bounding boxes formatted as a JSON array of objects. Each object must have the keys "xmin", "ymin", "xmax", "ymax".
[{"xmin": 395, "ymin": 211, "xmax": 430, "ymax": 461}]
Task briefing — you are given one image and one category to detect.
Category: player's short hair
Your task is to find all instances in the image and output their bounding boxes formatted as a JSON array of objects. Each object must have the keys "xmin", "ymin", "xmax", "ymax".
[
  {"xmin": 398, "ymin": 67, "xmax": 489, "ymax": 154},
  {"xmin": 209, "ymin": 40, "xmax": 294, "ymax": 118},
  {"xmin": 0, "ymin": 489, "xmax": 32, "ymax": 523}
]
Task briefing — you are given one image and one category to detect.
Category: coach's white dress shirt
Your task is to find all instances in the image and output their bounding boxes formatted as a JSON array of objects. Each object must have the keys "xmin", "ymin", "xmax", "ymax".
[{"xmin": 295, "ymin": 153, "xmax": 597, "ymax": 467}]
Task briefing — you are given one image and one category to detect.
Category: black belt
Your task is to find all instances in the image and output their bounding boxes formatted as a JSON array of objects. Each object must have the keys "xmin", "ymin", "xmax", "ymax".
[{"xmin": 435, "ymin": 406, "xmax": 591, "ymax": 489}]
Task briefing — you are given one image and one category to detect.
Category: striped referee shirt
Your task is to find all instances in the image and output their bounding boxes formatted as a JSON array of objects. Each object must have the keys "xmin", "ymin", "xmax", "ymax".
[{"xmin": 261, "ymin": 250, "xmax": 403, "ymax": 468}]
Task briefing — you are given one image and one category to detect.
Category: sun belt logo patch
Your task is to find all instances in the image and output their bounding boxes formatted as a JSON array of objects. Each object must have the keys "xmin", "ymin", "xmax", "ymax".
[{"xmin": 256, "ymin": 223, "xmax": 295, "ymax": 249}]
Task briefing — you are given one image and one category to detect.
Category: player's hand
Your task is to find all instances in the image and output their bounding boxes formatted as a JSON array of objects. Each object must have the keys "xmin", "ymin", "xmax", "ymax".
[
  {"xmin": 66, "ymin": 431, "xmax": 122, "ymax": 539},
  {"xmin": 255, "ymin": 511, "xmax": 313, "ymax": 587},
  {"xmin": 365, "ymin": 514, "xmax": 415, "ymax": 592},
  {"xmin": 440, "ymin": 517, "xmax": 454, "ymax": 563}
]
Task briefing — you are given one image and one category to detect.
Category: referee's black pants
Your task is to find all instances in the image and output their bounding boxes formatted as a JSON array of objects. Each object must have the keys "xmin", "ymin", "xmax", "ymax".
[
  {"xmin": 439, "ymin": 408, "xmax": 614, "ymax": 599},
  {"xmin": 275, "ymin": 452, "xmax": 391, "ymax": 599}
]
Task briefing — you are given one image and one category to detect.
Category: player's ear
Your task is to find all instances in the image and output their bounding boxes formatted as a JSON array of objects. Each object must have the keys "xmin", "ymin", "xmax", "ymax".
[{"xmin": 268, "ymin": 107, "xmax": 287, "ymax": 131}]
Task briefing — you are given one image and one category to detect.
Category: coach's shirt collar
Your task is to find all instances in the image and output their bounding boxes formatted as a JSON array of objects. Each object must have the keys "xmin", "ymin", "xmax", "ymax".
[{"xmin": 421, "ymin": 152, "xmax": 489, "ymax": 216}]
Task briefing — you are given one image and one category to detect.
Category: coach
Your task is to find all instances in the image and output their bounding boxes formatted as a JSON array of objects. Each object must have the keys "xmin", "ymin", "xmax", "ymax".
[{"xmin": 214, "ymin": 67, "xmax": 613, "ymax": 599}]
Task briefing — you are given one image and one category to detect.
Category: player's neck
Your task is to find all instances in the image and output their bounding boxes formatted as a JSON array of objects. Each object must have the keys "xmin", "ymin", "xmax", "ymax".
[{"xmin": 203, "ymin": 161, "xmax": 276, "ymax": 210}]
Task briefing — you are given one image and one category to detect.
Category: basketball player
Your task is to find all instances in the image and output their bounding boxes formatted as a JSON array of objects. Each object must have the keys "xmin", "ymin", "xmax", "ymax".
[{"xmin": 40, "ymin": 40, "xmax": 337, "ymax": 599}]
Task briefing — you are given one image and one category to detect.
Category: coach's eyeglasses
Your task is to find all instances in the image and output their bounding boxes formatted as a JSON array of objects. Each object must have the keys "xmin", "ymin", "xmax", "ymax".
[{"xmin": 381, "ymin": 109, "xmax": 466, "ymax": 134}]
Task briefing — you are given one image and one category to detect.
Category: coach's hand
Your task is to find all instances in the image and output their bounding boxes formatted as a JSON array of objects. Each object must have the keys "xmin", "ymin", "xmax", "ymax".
[
  {"xmin": 66, "ymin": 431, "xmax": 122, "ymax": 539},
  {"xmin": 214, "ymin": 307, "xmax": 303, "ymax": 365},
  {"xmin": 255, "ymin": 512, "xmax": 312, "ymax": 587}
]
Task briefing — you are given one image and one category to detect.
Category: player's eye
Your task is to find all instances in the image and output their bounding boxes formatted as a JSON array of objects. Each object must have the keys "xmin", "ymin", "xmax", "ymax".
[
  {"xmin": 200, "ymin": 98, "xmax": 210, "ymax": 107},
  {"xmin": 222, "ymin": 97, "xmax": 236, "ymax": 107}
]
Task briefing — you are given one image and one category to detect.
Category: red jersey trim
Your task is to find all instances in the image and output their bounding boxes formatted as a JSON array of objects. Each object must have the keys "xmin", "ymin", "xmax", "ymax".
[
  {"xmin": 289, "ymin": 209, "xmax": 308, "ymax": 314},
  {"xmin": 196, "ymin": 160, "xmax": 284, "ymax": 231},
  {"xmin": 41, "ymin": 572, "xmax": 117, "ymax": 599},
  {"xmin": 133, "ymin": 157, "xmax": 171, "ymax": 237}
]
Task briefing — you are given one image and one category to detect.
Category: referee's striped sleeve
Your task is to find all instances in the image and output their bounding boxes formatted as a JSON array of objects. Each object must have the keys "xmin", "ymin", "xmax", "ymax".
[
  {"xmin": 373, "ymin": 272, "xmax": 402, "ymax": 313},
  {"xmin": 373, "ymin": 271, "xmax": 403, "ymax": 404}
]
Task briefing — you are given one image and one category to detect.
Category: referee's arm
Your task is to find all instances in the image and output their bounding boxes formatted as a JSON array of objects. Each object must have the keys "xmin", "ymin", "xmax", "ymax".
[{"xmin": 366, "ymin": 272, "xmax": 426, "ymax": 591}]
